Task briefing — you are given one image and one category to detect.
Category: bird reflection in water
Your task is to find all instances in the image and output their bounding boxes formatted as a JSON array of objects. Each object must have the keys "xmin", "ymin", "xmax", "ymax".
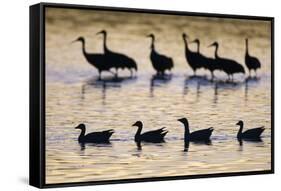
[
  {"xmin": 150, "ymin": 74, "xmax": 172, "ymax": 97},
  {"xmin": 81, "ymin": 76, "xmax": 137, "ymax": 104},
  {"xmin": 244, "ymin": 76, "xmax": 260, "ymax": 102}
]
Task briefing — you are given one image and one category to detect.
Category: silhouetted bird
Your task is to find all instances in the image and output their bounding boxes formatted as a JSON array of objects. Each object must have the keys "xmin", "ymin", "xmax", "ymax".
[
  {"xmin": 97, "ymin": 30, "xmax": 138, "ymax": 77},
  {"xmin": 147, "ymin": 34, "xmax": 174, "ymax": 75},
  {"xmin": 182, "ymin": 33, "xmax": 204, "ymax": 76},
  {"xmin": 236, "ymin": 120, "xmax": 264, "ymax": 140},
  {"xmin": 208, "ymin": 42, "xmax": 245, "ymax": 81},
  {"xmin": 178, "ymin": 118, "xmax": 213, "ymax": 142},
  {"xmin": 132, "ymin": 121, "xmax": 168, "ymax": 143},
  {"xmin": 245, "ymin": 39, "xmax": 261, "ymax": 77},
  {"xmin": 75, "ymin": 123, "xmax": 114, "ymax": 143},
  {"xmin": 190, "ymin": 39, "xmax": 219, "ymax": 79},
  {"xmin": 73, "ymin": 37, "xmax": 114, "ymax": 80}
]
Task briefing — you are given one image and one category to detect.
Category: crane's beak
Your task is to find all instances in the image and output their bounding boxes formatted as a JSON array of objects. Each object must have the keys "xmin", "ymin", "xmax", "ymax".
[
  {"xmin": 71, "ymin": 39, "xmax": 77, "ymax": 44},
  {"xmin": 208, "ymin": 43, "xmax": 215, "ymax": 47}
]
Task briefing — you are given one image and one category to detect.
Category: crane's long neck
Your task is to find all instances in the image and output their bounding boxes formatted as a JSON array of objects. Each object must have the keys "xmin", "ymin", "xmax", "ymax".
[
  {"xmin": 150, "ymin": 37, "xmax": 155, "ymax": 50},
  {"xmin": 245, "ymin": 39, "xmax": 249, "ymax": 56},
  {"xmin": 183, "ymin": 37, "xmax": 189, "ymax": 53},
  {"xmin": 214, "ymin": 44, "xmax": 219, "ymax": 58},
  {"xmin": 102, "ymin": 33, "xmax": 109, "ymax": 52},
  {"xmin": 78, "ymin": 127, "xmax": 86, "ymax": 142},
  {"xmin": 196, "ymin": 42, "xmax": 200, "ymax": 53},
  {"xmin": 237, "ymin": 123, "xmax": 243, "ymax": 138},
  {"xmin": 81, "ymin": 40, "xmax": 87, "ymax": 57}
]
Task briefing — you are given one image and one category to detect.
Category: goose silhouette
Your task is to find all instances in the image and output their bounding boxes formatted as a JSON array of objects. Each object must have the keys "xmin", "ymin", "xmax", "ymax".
[
  {"xmin": 182, "ymin": 33, "xmax": 204, "ymax": 76},
  {"xmin": 209, "ymin": 41, "xmax": 245, "ymax": 81},
  {"xmin": 97, "ymin": 30, "xmax": 138, "ymax": 77},
  {"xmin": 147, "ymin": 34, "xmax": 174, "ymax": 76},
  {"xmin": 236, "ymin": 120, "xmax": 264, "ymax": 140},
  {"xmin": 245, "ymin": 39, "xmax": 261, "ymax": 77},
  {"xmin": 178, "ymin": 118, "xmax": 213, "ymax": 142},
  {"xmin": 73, "ymin": 37, "xmax": 115, "ymax": 80},
  {"xmin": 75, "ymin": 123, "xmax": 114, "ymax": 143},
  {"xmin": 132, "ymin": 121, "xmax": 168, "ymax": 143},
  {"xmin": 190, "ymin": 39, "xmax": 219, "ymax": 80}
]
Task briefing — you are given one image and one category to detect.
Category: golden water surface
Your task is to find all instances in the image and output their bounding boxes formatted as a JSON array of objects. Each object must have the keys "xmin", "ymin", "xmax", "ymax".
[{"xmin": 45, "ymin": 8, "xmax": 272, "ymax": 184}]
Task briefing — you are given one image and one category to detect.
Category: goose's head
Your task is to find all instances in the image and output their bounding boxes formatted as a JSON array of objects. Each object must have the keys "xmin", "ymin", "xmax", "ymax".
[
  {"xmin": 208, "ymin": 41, "xmax": 218, "ymax": 48},
  {"xmin": 132, "ymin": 121, "xmax": 143, "ymax": 127},
  {"xmin": 96, "ymin": 30, "xmax": 107, "ymax": 35},
  {"xmin": 75, "ymin": 123, "xmax": 86, "ymax": 130},
  {"xmin": 177, "ymin": 117, "xmax": 189, "ymax": 125},
  {"xmin": 72, "ymin": 37, "xmax": 85, "ymax": 43},
  {"xmin": 236, "ymin": 120, "xmax": 243, "ymax": 126}
]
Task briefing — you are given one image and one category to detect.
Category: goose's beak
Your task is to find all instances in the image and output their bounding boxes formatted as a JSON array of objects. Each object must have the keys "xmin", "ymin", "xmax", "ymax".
[{"xmin": 132, "ymin": 122, "xmax": 137, "ymax": 126}]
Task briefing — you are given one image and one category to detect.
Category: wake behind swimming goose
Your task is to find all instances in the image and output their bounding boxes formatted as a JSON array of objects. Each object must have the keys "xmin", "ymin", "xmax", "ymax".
[
  {"xmin": 236, "ymin": 120, "xmax": 265, "ymax": 140},
  {"xmin": 245, "ymin": 39, "xmax": 261, "ymax": 77},
  {"xmin": 208, "ymin": 41, "xmax": 245, "ymax": 81},
  {"xmin": 75, "ymin": 123, "xmax": 114, "ymax": 143},
  {"xmin": 147, "ymin": 34, "xmax": 174, "ymax": 76},
  {"xmin": 96, "ymin": 30, "xmax": 138, "ymax": 78},
  {"xmin": 132, "ymin": 121, "xmax": 168, "ymax": 143},
  {"xmin": 190, "ymin": 39, "xmax": 219, "ymax": 80},
  {"xmin": 178, "ymin": 118, "xmax": 214, "ymax": 142}
]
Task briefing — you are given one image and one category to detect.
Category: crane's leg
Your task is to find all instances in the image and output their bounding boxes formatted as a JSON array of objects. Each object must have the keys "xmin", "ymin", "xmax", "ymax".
[
  {"xmin": 211, "ymin": 71, "xmax": 214, "ymax": 82},
  {"xmin": 115, "ymin": 68, "xmax": 119, "ymax": 78},
  {"xmin": 130, "ymin": 69, "xmax": 133, "ymax": 78},
  {"xmin": 98, "ymin": 71, "xmax": 101, "ymax": 81},
  {"xmin": 194, "ymin": 70, "xmax": 196, "ymax": 77},
  {"xmin": 255, "ymin": 69, "xmax": 257, "ymax": 77}
]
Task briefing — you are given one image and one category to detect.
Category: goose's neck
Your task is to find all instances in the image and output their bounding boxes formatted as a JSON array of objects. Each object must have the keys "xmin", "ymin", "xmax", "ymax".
[
  {"xmin": 136, "ymin": 125, "xmax": 143, "ymax": 136},
  {"xmin": 78, "ymin": 127, "xmax": 86, "ymax": 142},
  {"xmin": 183, "ymin": 122, "xmax": 190, "ymax": 140},
  {"xmin": 237, "ymin": 123, "xmax": 243, "ymax": 138}
]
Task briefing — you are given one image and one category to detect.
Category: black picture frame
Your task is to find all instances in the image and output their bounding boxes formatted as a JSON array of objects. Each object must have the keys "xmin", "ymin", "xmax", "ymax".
[{"xmin": 29, "ymin": 2, "xmax": 274, "ymax": 188}]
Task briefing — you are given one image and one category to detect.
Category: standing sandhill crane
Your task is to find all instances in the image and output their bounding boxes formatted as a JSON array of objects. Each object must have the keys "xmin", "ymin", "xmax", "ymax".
[
  {"xmin": 182, "ymin": 33, "xmax": 204, "ymax": 76},
  {"xmin": 96, "ymin": 30, "xmax": 138, "ymax": 78},
  {"xmin": 190, "ymin": 39, "xmax": 219, "ymax": 80},
  {"xmin": 208, "ymin": 42, "xmax": 245, "ymax": 81},
  {"xmin": 73, "ymin": 37, "xmax": 115, "ymax": 80},
  {"xmin": 147, "ymin": 34, "xmax": 174, "ymax": 76},
  {"xmin": 245, "ymin": 39, "xmax": 261, "ymax": 77}
]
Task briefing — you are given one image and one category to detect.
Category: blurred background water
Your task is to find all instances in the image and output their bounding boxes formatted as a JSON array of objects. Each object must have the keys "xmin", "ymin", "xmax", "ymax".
[{"xmin": 45, "ymin": 8, "xmax": 272, "ymax": 184}]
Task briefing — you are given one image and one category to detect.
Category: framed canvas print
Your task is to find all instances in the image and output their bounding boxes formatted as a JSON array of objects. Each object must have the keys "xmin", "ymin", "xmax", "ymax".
[{"xmin": 30, "ymin": 2, "xmax": 274, "ymax": 188}]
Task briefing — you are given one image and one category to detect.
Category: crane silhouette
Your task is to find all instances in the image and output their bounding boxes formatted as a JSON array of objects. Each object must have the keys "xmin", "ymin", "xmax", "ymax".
[
  {"xmin": 73, "ymin": 37, "xmax": 115, "ymax": 80},
  {"xmin": 245, "ymin": 39, "xmax": 261, "ymax": 77},
  {"xmin": 208, "ymin": 41, "xmax": 245, "ymax": 81},
  {"xmin": 190, "ymin": 39, "xmax": 219, "ymax": 80},
  {"xmin": 96, "ymin": 30, "xmax": 138, "ymax": 78},
  {"xmin": 182, "ymin": 33, "xmax": 204, "ymax": 76},
  {"xmin": 147, "ymin": 34, "xmax": 174, "ymax": 76}
]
